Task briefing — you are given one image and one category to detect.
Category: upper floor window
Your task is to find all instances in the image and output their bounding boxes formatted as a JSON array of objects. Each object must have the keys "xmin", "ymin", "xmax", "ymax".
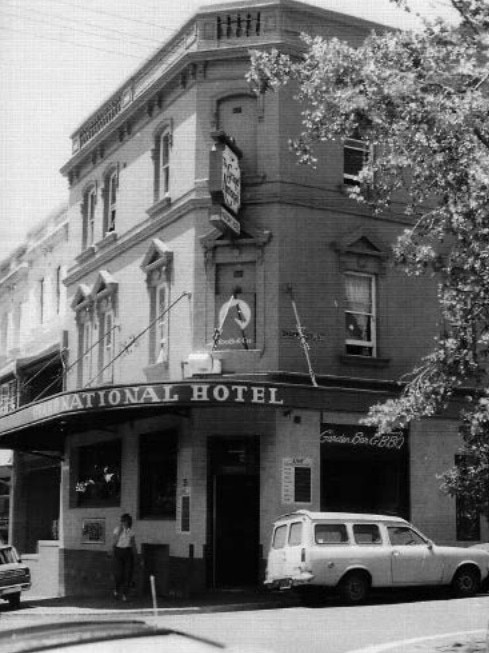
[
  {"xmin": 160, "ymin": 131, "xmax": 171, "ymax": 197},
  {"xmin": 0, "ymin": 380, "xmax": 17, "ymax": 415},
  {"xmin": 344, "ymin": 272, "xmax": 376, "ymax": 357},
  {"xmin": 344, "ymin": 137, "xmax": 369, "ymax": 186},
  {"xmin": 141, "ymin": 239, "xmax": 173, "ymax": 366},
  {"xmin": 82, "ymin": 186, "xmax": 97, "ymax": 249},
  {"xmin": 152, "ymin": 125, "xmax": 172, "ymax": 204},
  {"xmin": 103, "ymin": 169, "xmax": 118, "ymax": 235},
  {"xmin": 98, "ymin": 307, "xmax": 115, "ymax": 384}
]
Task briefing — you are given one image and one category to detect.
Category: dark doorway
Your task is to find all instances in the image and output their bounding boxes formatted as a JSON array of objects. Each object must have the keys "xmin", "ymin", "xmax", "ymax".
[
  {"xmin": 25, "ymin": 465, "xmax": 60, "ymax": 552},
  {"xmin": 208, "ymin": 437, "xmax": 260, "ymax": 588}
]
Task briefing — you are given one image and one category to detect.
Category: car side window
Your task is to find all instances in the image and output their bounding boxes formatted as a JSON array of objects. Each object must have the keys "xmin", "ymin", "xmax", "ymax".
[
  {"xmin": 388, "ymin": 526, "xmax": 426, "ymax": 546},
  {"xmin": 272, "ymin": 524, "xmax": 288, "ymax": 549},
  {"xmin": 315, "ymin": 523, "xmax": 349, "ymax": 545},
  {"xmin": 288, "ymin": 522, "xmax": 303, "ymax": 546},
  {"xmin": 353, "ymin": 523, "xmax": 382, "ymax": 545}
]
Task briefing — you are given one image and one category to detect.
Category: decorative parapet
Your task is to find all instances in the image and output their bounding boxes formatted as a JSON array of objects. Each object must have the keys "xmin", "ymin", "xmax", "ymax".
[{"xmin": 70, "ymin": 23, "xmax": 199, "ymax": 156}]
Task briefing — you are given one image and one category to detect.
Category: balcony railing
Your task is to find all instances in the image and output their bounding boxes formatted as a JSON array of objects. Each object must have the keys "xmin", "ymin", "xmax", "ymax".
[{"xmin": 216, "ymin": 12, "xmax": 261, "ymax": 40}]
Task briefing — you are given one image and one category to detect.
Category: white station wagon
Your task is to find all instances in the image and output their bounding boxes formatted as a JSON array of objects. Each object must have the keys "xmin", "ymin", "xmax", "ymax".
[{"xmin": 265, "ymin": 511, "xmax": 489, "ymax": 604}]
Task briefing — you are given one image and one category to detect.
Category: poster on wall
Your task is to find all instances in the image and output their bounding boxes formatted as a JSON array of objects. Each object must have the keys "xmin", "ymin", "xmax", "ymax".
[
  {"xmin": 282, "ymin": 457, "xmax": 313, "ymax": 505},
  {"xmin": 176, "ymin": 481, "xmax": 191, "ymax": 535},
  {"xmin": 81, "ymin": 518, "xmax": 106, "ymax": 544}
]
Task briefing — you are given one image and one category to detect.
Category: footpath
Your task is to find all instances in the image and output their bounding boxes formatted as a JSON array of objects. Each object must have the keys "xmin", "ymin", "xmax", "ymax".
[{"xmin": 8, "ymin": 589, "xmax": 488, "ymax": 653}]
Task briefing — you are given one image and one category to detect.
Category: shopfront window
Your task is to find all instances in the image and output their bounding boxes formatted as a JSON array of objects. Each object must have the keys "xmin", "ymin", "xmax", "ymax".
[
  {"xmin": 139, "ymin": 431, "xmax": 177, "ymax": 519},
  {"xmin": 75, "ymin": 439, "xmax": 121, "ymax": 507}
]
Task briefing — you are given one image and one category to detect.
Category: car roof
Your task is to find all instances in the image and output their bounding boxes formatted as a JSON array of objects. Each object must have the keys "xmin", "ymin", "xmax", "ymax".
[{"xmin": 274, "ymin": 510, "xmax": 408, "ymax": 524}]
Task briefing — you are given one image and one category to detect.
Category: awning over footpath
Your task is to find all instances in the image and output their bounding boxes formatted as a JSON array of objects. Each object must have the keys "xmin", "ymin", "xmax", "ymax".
[{"xmin": 0, "ymin": 379, "xmax": 398, "ymax": 453}]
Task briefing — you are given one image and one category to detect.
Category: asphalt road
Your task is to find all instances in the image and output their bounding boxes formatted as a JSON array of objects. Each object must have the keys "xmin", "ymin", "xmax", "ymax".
[{"xmin": 0, "ymin": 592, "xmax": 487, "ymax": 653}]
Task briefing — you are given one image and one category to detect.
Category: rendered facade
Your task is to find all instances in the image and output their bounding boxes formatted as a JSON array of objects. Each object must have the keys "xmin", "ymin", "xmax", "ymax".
[{"xmin": 0, "ymin": 0, "xmax": 482, "ymax": 597}]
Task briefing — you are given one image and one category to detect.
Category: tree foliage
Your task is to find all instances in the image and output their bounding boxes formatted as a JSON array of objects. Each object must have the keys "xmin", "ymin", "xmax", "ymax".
[{"xmin": 247, "ymin": 0, "xmax": 489, "ymax": 516}]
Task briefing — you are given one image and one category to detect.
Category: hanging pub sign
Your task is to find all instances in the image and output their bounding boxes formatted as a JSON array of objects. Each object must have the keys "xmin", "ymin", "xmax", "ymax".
[
  {"xmin": 209, "ymin": 131, "xmax": 242, "ymax": 226},
  {"xmin": 210, "ymin": 206, "xmax": 240, "ymax": 236}
]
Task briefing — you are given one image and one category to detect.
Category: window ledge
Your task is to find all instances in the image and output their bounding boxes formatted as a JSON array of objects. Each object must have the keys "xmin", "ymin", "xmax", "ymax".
[
  {"xmin": 96, "ymin": 231, "xmax": 118, "ymax": 250},
  {"xmin": 143, "ymin": 361, "xmax": 169, "ymax": 382},
  {"xmin": 147, "ymin": 195, "xmax": 171, "ymax": 219},
  {"xmin": 76, "ymin": 246, "xmax": 96, "ymax": 265},
  {"xmin": 339, "ymin": 354, "xmax": 390, "ymax": 368}
]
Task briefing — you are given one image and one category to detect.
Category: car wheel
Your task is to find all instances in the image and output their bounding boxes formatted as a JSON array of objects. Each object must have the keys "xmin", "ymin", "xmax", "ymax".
[
  {"xmin": 338, "ymin": 572, "xmax": 370, "ymax": 604},
  {"xmin": 451, "ymin": 567, "xmax": 480, "ymax": 598},
  {"xmin": 7, "ymin": 593, "xmax": 21, "ymax": 609}
]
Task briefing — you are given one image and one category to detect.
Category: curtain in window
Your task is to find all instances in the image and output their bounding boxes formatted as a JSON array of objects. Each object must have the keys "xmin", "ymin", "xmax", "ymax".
[{"xmin": 345, "ymin": 275, "xmax": 371, "ymax": 313}]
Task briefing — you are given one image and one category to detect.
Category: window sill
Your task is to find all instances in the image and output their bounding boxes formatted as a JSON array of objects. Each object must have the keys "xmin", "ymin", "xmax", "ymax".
[
  {"xmin": 143, "ymin": 361, "xmax": 169, "ymax": 382},
  {"xmin": 96, "ymin": 231, "xmax": 118, "ymax": 250},
  {"xmin": 147, "ymin": 195, "xmax": 172, "ymax": 219},
  {"xmin": 339, "ymin": 354, "xmax": 390, "ymax": 368},
  {"xmin": 76, "ymin": 246, "xmax": 96, "ymax": 264}
]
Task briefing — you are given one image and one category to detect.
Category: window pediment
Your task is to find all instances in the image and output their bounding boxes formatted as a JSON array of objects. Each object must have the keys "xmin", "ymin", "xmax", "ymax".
[
  {"xmin": 333, "ymin": 228, "xmax": 388, "ymax": 275},
  {"xmin": 71, "ymin": 284, "xmax": 92, "ymax": 312},
  {"xmin": 140, "ymin": 239, "xmax": 173, "ymax": 279},
  {"xmin": 90, "ymin": 270, "xmax": 118, "ymax": 306}
]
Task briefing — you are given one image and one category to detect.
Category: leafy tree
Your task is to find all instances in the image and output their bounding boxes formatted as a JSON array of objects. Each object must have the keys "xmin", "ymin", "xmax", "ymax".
[{"xmin": 247, "ymin": 0, "xmax": 489, "ymax": 517}]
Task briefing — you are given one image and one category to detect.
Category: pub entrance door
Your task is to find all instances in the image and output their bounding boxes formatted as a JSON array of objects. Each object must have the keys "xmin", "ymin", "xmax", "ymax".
[{"xmin": 208, "ymin": 437, "xmax": 260, "ymax": 588}]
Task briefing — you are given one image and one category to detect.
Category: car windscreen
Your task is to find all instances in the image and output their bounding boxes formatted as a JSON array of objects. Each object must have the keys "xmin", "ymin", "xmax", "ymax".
[{"xmin": 0, "ymin": 548, "xmax": 17, "ymax": 564}]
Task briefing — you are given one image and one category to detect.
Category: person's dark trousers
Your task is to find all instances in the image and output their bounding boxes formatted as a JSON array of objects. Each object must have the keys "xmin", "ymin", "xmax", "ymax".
[{"xmin": 113, "ymin": 547, "xmax": 133, "ymax": 597}]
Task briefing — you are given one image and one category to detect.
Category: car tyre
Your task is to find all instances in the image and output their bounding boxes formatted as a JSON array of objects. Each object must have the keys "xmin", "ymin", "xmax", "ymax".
[
  {"xmin": 338, "ymin": 572, "xmax": 370, "ymax": 604},
  {"xmin": 7, "ymin": 593, "xmax": 21, "ymax": 610},
  {"xmin": 451, "ymin": 567, "xmax": 480, "ymax": 598}
]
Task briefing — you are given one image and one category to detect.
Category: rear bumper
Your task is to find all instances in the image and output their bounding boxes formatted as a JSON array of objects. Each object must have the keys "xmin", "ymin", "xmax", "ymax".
[{"xmin": 264, "ymin": 572, "xmax": 314, "ymax": 590}]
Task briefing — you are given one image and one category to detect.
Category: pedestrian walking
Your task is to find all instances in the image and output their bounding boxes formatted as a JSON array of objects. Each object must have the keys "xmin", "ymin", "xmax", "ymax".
[{"xmin": 112, "ymin": 513, "xmax": 136, "ymax": 601}]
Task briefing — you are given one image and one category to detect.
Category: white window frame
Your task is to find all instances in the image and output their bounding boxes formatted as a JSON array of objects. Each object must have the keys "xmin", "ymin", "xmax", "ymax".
[
  {"xmin": 344, "ymin": 271, "xmax": 377, "ymax": 357},
  {"xmin": 160, "ymin": 130, "xmax": 171, "ymax": 197},
  {"xmin": 343, "ymin": 138, "xmax": 370, "ymax": 185}
]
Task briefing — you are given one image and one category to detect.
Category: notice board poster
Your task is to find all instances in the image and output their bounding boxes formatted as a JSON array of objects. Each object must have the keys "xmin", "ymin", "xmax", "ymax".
[{"xmin": 282, "ymin": 457, "xmax": 313, "ymax": 505}]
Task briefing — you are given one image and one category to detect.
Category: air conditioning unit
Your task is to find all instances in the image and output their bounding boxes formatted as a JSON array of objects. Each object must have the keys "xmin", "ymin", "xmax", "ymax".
[{"xmin": 187, "ymin": 352, "xmax": 222, "ymax": 376}]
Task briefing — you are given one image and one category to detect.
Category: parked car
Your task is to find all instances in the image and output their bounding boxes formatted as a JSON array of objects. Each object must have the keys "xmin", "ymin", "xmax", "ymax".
[
  {"xmin": 264, "ymin": 511, "xmax": 489, "ymax": 604},
  {"xmin": 0, "ymin": 544, "xmax": 30, "ymax": 609},
  {"xmin": 0, "ymin": 621, "xmax": 265, "ymax": 653}
]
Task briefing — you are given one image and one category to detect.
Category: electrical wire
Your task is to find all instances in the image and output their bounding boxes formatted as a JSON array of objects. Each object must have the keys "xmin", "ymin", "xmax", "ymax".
[
  {"xmin": 2, "ymin": 2, "xmax": 165, "ymax": 46},
  {"xmin": 0, "ymin": 7, "xmax": 160, "ymax": 52},
  {"xmin": 40, "ymin": 0, "xmax": 181, "ymax": 34},
  {"xmin": 0, "ymin": 25, "xmax": 143, "ymax": 60}
]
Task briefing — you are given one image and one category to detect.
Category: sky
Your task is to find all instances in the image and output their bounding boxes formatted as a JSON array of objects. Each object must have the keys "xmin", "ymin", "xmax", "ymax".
[{"xmin": 0, "ymin": 0, "xmax": 457, "ymax": 262}]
